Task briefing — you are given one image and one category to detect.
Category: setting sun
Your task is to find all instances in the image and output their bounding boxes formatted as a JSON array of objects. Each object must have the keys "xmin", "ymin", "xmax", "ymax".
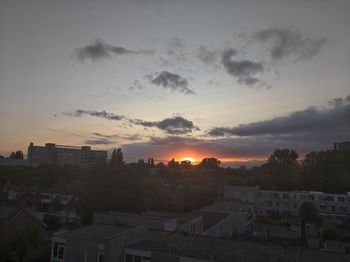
[{"xmin": 181, "ymin": 157, "xmax": 196, "ymax": 163}]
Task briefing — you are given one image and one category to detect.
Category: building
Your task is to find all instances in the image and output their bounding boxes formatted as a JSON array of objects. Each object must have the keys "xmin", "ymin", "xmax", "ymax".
[
  {"xmin": 200, "ymin": 200, "xmax": 255, "ymax": 236},
  {"xmin": 1, "ymin": 208, "xmax": 50, "ymax": 261},
  {"xmin": 125, "ymin": 231, "xmax": 350, "ymax": 262},
  {"xmin": 223, "ymin": 185, "xmax": 259, "ymax": 203},
  {"xmin": 93, "ymin": 211, "xmax": 177, "ymax": 232},
  {"xmin": 28, "ymin": 142, "xmax": 107, "ymax": 166},
  {"xmin": 334, "ymin": 141, "xmax": 350, "ymax": 152},
  {"xmin": 51, "ymin": 224, "xmax": 148, "ymax": 262},
  {"xmin": 256, "ymin": 190, "xmax": 350, "ymax": 224}
]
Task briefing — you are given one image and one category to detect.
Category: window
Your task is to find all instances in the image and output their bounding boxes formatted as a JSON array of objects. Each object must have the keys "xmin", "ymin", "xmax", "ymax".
[
  {"xmin": 332, "ymin": 206, "xmax": 336, "ymax": 212},
  {"xmin": 125, "ymin": 254, "xmax": 133, "ymax": 262},
  {"xmin": 134, "ymin": 256, "xmax": 142, "ymax": 262},
  {"xmin": 338, "ymin": 197, "xmax": 345, "ymax": 202},
  {"xmin": 98, "ymin": 253, "xmax": 104, "ymax": 262},
  {"xmin": 142, "ymin": 257, "xmax": 150, "ymax": 261},
  {"xmin": 319, "ymin": 205, "xmax": 326, "ymax": 211},
  {"xmin": 52, "ymin": 241, "xmax": 65, "ymax": 260},
  {"xmin": 340, "ymin": 207, "xmax": 347, "ymax": 213}
]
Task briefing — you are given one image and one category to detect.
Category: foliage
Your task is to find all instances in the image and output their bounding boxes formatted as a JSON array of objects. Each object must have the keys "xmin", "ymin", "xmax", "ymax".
[
  {"xmin": 198, "ymin": 158, "xmax": 221, "ymax": 169},
  {"xmin": 9, "ymin": 151, "xmax": 24, "ymax": 160}
]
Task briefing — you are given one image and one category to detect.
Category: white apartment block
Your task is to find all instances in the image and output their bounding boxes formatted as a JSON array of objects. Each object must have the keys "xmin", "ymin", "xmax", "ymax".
[{"xmin": 257, "ymin": 190, "xmax": 350, "ymax": 224}]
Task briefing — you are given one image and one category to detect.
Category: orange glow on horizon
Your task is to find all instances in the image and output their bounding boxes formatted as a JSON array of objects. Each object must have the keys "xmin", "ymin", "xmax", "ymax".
[
  {"xmin": 165, "ymin": 150, "xmax": 266, "ymax": 164},
  {"xmin": 181, "ymin": 157, "xmax": 196, "ymax": 163}
]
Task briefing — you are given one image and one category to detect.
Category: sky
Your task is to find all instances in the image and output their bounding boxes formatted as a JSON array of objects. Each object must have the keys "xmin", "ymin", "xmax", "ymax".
[{"xmin": 0, "ymin": 0, "xmax": 349, "ymax": 166}]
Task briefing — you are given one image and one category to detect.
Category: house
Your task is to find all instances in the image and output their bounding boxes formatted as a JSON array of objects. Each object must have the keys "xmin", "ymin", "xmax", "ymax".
[
  {"xmin": 0, "ymin": 208, "xmax": 50, "ymax": 261},
  {"xmin": 51, "ymin": 224, "xmax": 148, "ymax": 262}
]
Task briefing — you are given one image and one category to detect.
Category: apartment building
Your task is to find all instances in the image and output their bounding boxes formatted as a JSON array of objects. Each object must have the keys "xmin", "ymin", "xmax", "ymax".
[
  {"xmin": 28, "ymin": 142, "xmax": 107, "ymax": 166},
  {"xmin": 257, "ymin": 190, "xmax": 350, "ymax": 224}
]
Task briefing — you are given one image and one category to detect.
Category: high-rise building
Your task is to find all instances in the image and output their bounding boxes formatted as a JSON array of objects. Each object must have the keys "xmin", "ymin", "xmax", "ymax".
[
  {"xmin": 334, "ymin": 141, "xmax": 350, "ymax": 152},
  {"xmin": 27, "ymin": 143, "xmax": 107, "ymax": 166}
]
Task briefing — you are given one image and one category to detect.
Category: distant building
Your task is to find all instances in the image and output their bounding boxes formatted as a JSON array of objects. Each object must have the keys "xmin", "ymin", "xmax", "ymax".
[
  {"xmin": 223, "ymin": 185, "xmax": 259, "ymax": 203},
  {"xmin": 28, "ymin": 142, "xmax": 107, "ymax": 166},
  {"xmin": 51, "ymin": 224, "xmax": 148, "ymax": 262},
  {"xmin": 334, "ymin": 141, "xmax": 350, "ymax": 152},
  {"xmin": 256, "ymin": 190, "xmax": 350, "ymax": 224}
]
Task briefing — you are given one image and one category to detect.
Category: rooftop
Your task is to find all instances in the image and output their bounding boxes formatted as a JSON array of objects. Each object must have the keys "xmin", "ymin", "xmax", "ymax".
[
  {"xmin": 200, "ymin": 200, "xmax": 249, "ymax": 213},
  {"xmin": 56, "ymin": 224, "xmax": 133, "ymax": 241},
  {"xmin": 128, "ymin": 231, "xmax": 350, "ymax": 262}
]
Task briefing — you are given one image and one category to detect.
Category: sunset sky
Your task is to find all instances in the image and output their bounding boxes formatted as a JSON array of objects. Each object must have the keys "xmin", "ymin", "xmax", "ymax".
[{"xmin": 1, "ymin": 0, "xmax": 349, "ymax": 166}]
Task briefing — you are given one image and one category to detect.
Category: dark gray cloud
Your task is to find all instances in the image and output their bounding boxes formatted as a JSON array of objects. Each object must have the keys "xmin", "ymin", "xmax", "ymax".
[
  {"xmin": 209, "ymin": 95, "xmax": 350, "ymax": 137},
  {"xmin": 148, "ymin": 71, "xmax": 194, "ymax": 94},
  {"xmin": 132, "ymin": 116, "xmax": 197, "ymax": 135},
  {"xmin": 85, "ymin": 138, "xmax": 116, "ymax": 145},
  {"xmin": 221, "ymin": 48, "xmax": 265, "ymax": 87},
  {"xmin": 64, "ymin": 109, "xmax": 125, "ymax": 121},
  {"xmin": 253, "ymin": 27, "xmax": 328, "ymax": 62},
  {"xmin": 74, "ymin": 39, "xmax": 154, "ymax": 62},
  {"xmin": 63, "ymin": 110, "xmax": 196, "ymax": 135}
]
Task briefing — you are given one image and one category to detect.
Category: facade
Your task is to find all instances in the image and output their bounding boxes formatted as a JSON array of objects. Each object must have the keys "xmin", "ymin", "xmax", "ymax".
[
  {"xmin": 334, "ymin": 141, "xmax": 350, "ymax": 152},
  {"xmin": 223, "ymin": 185, "xmax": 259, "ymax": 203},
  {"xmin": 257, "ymin": 190, "xmax": 350, "ymax": 224},
  {"xmin": 28, "ymin": 142, "xmax": 107, "ymax": 166},
  {"xmin": 51, "ymin": 224, "xmax": 148, "ymax": 262}
]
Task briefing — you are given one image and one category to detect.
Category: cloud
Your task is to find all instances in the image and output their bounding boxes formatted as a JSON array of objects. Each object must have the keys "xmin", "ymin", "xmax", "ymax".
[
  {"xmin": 132, "ymin": 116, "xmax": 198, "ymax": 135},
  {"xmin": 197, "ymin": 46, "xmax": 218, "ymax": 65},
  {"xmin": 209, "ymin": 95, "xmax": 350, "ymax": 137},
  {"xmin": 85, "ymin": 138, "xmax": 116, "ymax": 145},
  {"xmin": 221, "ymin": 48, "xmax": 265, "ymax": 87},
  {"xmin": 148, "ymin": 71, "xmax": 194, "ymax": 94},
  {"xmin": 64, "ymin": 109, "xmax": 125, "ymax": 121},
  {"xmin": 63, "ymin": 110, "xmax": 197, "ymax": 135},
  {"xmin": 253, "ymin": 27, "xmax": 328, "ymax": 62},
  {"xmin": 74, "ymin": 39, "xmax": 154, "ymax": 62}
]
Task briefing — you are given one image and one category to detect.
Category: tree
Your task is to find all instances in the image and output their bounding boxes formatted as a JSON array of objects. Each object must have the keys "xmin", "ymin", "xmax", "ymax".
[
  {"xmin": 299, "ymin": 201, "xmax": 321, "ymax": 246},
  {"xmin": 156, "ymin": 162, "xmax": 166, "ymax": 168},
  {"xmin": 180, "ymin": 160, "xmax": 192, "ymax": 168},
  {"xmin": 9, "ymin": 150, "xmax": 24, "ymax": 159},
  {"xmin": 111, "ymin": 148, "xmax": 124, "ymax": 166},
  {"xmin": 199, "ymin": 158, "xmax": 221, "ymax": 169},
  {"xmin": 268, "ymin": 149, "xmax": 298, "ymax": 174},
  {"xmin": 167, "ymin": 158, "xmax": 180, "ymax": 168}
]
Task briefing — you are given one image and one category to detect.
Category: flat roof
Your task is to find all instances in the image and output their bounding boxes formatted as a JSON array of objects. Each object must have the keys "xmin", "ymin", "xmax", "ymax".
[
  {"xmin": 57, "ymin": 225, "xmax": 133, "ymax": 241},
  {"xmin": 200, "ymin": 200, "xmax": 248, "ymax": 213},
  {"xmin": 128, "ymin": 231, "xmax": 349, "ymax": 262},
  {"xmin": 98, "ymin": 211, "xmax": 174, "ymax": 221}
]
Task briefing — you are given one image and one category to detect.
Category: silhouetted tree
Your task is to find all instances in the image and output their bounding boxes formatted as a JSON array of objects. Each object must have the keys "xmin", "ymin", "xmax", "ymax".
[
  {"xmin": 9, "ymin": 151, "xmax": 24, "ymax": 159},
  {"xmin": 111, "ymin": 148, "xmax": 124, "ymax": 166},
  {"xmin": 199, "ymin": 158, "xmax": 221, "ymax": 169},
  {"xmin": 150, "ymin": 158, "xmax": 155, "ymax": 167},
  {"xmin": 167, "ymin": 158, "xmax": 180, "ymax": 168},
  {"xmin": 156, "ymin": 162, "xmax": 166, "ymax": 168},
  {"xmin": 180, "ymin": 160, "xmax": 192, "ymax": 168}
]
